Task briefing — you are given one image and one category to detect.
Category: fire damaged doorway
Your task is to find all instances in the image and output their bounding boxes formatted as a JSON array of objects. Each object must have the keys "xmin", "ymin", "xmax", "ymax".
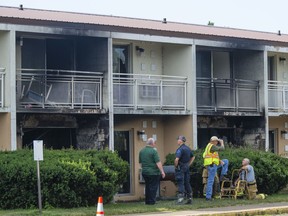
[
  {"xmin": 22, "ymin": 128, "xmax": 77, "ymax": 149},
  {"xmin": 114, "ymin": 130, "xmax": 132, "ymax": 194}
]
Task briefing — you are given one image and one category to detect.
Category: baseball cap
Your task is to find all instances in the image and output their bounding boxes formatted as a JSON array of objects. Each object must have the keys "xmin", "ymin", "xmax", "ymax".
[
  {"xmin": 210, "ymin": 136, "xmax": 220, "ymax": 141},
  {"xmin": 177, "ymin": 135, "xmax": 186, "ymax": 142}
]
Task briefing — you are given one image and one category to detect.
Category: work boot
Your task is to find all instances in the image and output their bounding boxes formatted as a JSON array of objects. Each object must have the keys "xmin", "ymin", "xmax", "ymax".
[
  {"xmin": 185, "ymin": 193, "xmax": 193, "ymax": 204},
  {"xmin": 176, "ymin": 193, "xmax": 184, "ymax": 204},
  {"xmin": 185, "ymin": 198, "xmax": 192, "ymax": 204}
]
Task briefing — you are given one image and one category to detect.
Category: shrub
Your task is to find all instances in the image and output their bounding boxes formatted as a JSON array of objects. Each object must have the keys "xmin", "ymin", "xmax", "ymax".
[
  {"xmin": 0, "ymin": 149, "xmax": 129, "ymax": 209},
  {"xmin": 164, "ymin": 147, "xmax": 288, "ymax": 196}
]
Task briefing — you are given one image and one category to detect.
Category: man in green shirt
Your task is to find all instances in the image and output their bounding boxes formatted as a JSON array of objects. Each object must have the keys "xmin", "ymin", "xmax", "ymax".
[{"xmin": 139, "ymin": 138, "xmax": 165, "ymax": 205}]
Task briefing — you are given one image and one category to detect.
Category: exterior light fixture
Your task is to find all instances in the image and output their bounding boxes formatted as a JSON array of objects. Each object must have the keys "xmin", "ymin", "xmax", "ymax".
[
  {"xmin": 136, "ymin": 46, "xmax": 145, "ymax": 53},
  {"xmin": 137, "ymin": 130, "xmax": 146, "ymax": 141}
]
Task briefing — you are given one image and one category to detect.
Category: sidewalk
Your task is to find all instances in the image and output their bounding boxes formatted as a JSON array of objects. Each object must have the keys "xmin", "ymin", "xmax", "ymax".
[{"xmin": 123, "ymin": 202, "xmax": 288, "ymax": 216}]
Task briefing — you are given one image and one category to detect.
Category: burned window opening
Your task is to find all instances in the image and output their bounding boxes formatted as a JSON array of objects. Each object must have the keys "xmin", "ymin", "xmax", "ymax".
[
  {"xmin": 22, "ymin": 128, "xmax": 77, "ymax": 149},
  {"xmin": 197, "ymin": 116, "xmax": 266, "ymax": 150},
  {"xmin": 18, "ymin": 36, "xmax": 107, "ymax": 110},
  {"xmin": 46, "ymin": 39, "xmax": 74, "ymax": 71}
]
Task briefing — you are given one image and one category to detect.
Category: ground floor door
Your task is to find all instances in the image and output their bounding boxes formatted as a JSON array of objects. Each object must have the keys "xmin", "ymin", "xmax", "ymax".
[
  {"xmin": 269, "ymin": 129, "xmax": 277, "ymax": 153},
  {"xmin": 114, "ymin": 130, "xmax": 132, "ymax": 194}
]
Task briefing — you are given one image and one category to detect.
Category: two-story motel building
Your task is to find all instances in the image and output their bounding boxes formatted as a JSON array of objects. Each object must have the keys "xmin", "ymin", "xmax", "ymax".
[{"xmin": 1, "ymin": 6, "xmax": 288, "ymax": 200}]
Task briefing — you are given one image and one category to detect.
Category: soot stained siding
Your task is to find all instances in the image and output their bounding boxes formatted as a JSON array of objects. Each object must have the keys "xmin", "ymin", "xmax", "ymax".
[
  {"xmin": 197, "ymin": 116, "xmax": 265, "ymax": 149},
  {"xmin": 76, "ymin": 115, "xmax": 109, "ymax": 149}
]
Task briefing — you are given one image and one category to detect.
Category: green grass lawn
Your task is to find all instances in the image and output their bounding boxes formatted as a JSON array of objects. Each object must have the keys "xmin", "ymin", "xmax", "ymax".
[{"xmin": 0, "ymin": 194, "xmax": 287, "ymax": 216}]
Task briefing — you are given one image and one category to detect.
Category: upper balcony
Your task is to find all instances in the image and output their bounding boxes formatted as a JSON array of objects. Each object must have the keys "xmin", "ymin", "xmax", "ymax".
[
  {"xmin": 0, "ymin": 71, "xmax": 4, "ymax": 108},
  {"xmin": 268, "ymin": 80, "xmax": 288, "ymax": 115},
  {"xmin": 17, "ymin": 69, "xmax": 103, "ymax": 113},
  {"xmin": 113, "ymin": 73, "xmax": 187, "ymax": 114},
  {"xmin": 197, "ymin": 78, "xmax": 260, "ymax": 115}
]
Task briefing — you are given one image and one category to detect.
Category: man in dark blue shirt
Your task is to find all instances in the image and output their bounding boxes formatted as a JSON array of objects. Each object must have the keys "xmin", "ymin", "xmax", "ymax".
[{"xmin": 174, "ymin": 135, "xmax": 195, "ymax": 204}]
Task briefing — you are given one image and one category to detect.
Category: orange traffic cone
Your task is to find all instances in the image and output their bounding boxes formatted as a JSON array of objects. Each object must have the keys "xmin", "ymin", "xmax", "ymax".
[{"xmin": 96, "ymin": 196, "xmax": 104, "ymax": 216}]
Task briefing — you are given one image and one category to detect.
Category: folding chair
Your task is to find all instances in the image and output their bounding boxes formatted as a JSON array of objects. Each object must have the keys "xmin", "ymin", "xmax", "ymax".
[{"xmin": 220, "ymin": 169, "xmax": 248, "ymax": 199}]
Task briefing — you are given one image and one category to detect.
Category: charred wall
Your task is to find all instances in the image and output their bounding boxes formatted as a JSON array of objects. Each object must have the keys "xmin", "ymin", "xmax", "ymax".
[
  {"xmin": 197, "ymin": 116, "xmax": 265, "ymax": 149},
  {"xmin": 17, "ymin": 114, "xmax": 109, "ymax": 149}
]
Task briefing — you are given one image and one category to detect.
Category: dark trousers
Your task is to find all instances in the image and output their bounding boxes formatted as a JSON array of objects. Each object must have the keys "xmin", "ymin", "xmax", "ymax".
[
  {"xmin": 175, "ymin": 166, "xmax": 192, "ymax": 197},
  {"xmin": 142, "ymin": 174, "xmax": 160, "ymax": 204}
]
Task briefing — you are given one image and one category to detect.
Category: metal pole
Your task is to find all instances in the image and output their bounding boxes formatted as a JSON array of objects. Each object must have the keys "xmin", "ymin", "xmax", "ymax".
[{"xmin": 36, "ymin": 160, "xmax": 42, "ymax": 215}]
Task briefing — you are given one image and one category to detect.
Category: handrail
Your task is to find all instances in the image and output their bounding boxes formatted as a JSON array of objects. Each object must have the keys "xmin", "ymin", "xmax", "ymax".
[
  {"xmin": 113, "ymin": 73, "xmax": 187, "ymax": 80},
  {"xmin": 197, "ymin": 77, "xmax": 259, "ymax": 84},
  {"xmin": 18, "ymin": 68, "xmax": 103, "ymax": 76},
  {"xmin": 268, "ymin": 80, "xmax": 288, "ymax": 113},
  {"xmin": 197, "ymin": 77, "xmax": 260, "ymax": 112},
  {"xmin": 113, "ymin": 73, "xmax": 187, "ymax": 111},
  {"xmin": 17, "ymin": 68, "xmax": 103, "ymax": 110}
]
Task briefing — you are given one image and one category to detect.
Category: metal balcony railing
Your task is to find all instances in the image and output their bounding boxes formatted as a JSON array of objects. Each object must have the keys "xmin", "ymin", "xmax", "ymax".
[
  {"xmin": 113, "ymin": 73, "xmax": 187, "ymax": 110},
  {"xmin": 17, "ymin": 69, "xmax": 103, "ymax": 109},
  {"xmin": 197, "ymin": 78, "xmax": 260, "ymax": 112},
  {"xmin": 268, "ymin": 80, "xmax": 288, "ymax": 113},
  {"xmin": 0, "ymin": 72, "xmax": 4, "ymax": 108}
]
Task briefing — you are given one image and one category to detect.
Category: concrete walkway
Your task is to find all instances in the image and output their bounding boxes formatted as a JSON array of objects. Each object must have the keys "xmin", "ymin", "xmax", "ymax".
[{"xmin": 122, "ymin": 202, "xmax": 288, "ymax": 216}]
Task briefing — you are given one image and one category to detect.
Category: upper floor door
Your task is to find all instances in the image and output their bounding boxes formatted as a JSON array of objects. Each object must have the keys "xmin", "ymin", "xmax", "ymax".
[
  {"xmin": 268, "ymin": 56, "xmax": 277, "ymax": 81},
  {"xmin": 113, "ymin": 45, "xmax": 130, "ymax": 74},
  {"xmin": 196, "ymin": 50, "xmax": 231, "ymax": 79},
  {"xmin": 113, "ymin": 45, "xmax": 131, "ymax": 105}
]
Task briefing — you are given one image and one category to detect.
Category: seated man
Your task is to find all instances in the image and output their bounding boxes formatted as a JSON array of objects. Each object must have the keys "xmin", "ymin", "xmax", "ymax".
[{"xmin": 238, "ymin": 158, "xmax": 265, "ymax": 200}]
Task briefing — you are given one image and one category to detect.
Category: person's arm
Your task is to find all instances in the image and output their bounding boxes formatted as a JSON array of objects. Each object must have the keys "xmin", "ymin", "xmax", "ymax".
[
  {"xmin": 174, "ymin": 157, "xmax": 179, "ymax": 168},
  {"xmin": 174, "ymin": 148, "xmax": 181, "ymax": 168},
  {"xmin": 156, "ymin": 161, "xmax": 165, "ymax": 179},
  {"xmin": 210, "ymin": 140, "xmax": 225, "ymax": 152},
  {"xmin": 189, "ymin": 156, "xmax": 195, "ymax": 166},
  {"xmin": 241, "ymin": 165, "xmax": 251, "ymax": 172}
]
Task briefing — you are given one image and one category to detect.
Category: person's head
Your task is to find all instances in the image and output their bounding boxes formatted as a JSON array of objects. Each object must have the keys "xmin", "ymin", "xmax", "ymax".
[
  {"xmin": 177, "ymin": 135, "xmax": 186, "ymax": 145},
  {"xmin": 210, "ymin": 136, "xmax": 219, "ymax": 145},
  {"xmin": 147, "ymin": 138, "xmax": 156, "ymax": 147},
  {"xmin": 242, "ymin": 158, "xmax": 250, "ymax": 166}
]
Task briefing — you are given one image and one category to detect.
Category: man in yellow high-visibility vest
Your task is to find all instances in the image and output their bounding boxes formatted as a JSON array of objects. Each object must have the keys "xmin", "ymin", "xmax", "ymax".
[{"xmin": 203, "ymin": 136, "xmax": 229, "ymax": 201}]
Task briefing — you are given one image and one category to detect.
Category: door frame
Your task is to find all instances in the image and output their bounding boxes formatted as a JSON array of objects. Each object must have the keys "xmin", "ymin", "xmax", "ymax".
[
  {"xmin": 114, "ymin": 129, "xmax": 134, "ymax": 195},
  {"xmin": 269, "ymin": 128, "xmax": 278, "ymax": 154}
]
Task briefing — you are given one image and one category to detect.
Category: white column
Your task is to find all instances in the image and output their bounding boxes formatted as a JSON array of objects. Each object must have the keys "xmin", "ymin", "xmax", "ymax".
[
  {"xmin": 108, "ymin": 37, "xmax": 114, "ymax": 151},
  {"xmin": 9, "ymin": 30, "xmax": 17, "ymax": 150},
  {"xmin": 263, "ymin": 49, "xmax": 269, "ymax": 151},
  {"xmin": 191, "ymin": 44, "xmax": 198, "ymax": 150}
]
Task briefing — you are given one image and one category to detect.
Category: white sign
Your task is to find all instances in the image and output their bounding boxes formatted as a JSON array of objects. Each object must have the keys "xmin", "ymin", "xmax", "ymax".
[{"xmin": 33, "ymin": 140, "xmax": 43, "ymax": 161}]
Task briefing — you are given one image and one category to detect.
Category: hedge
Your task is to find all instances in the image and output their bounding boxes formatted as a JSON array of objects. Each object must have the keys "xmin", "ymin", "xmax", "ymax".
[
  {"xmin": 164, "ymin": 147, "xmax": 288, "ymax": 196},
  {"xmin": 0, "ymin": 149, "xmax": 129, "ymax": 209}
]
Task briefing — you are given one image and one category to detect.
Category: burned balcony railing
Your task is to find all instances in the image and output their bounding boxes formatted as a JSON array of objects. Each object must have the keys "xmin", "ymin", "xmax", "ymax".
[
  {"xmin": 0, "ymin": 72, "xmax": 4, "ymax": 108},
  {"xmin": 268, "ymin": 80, "xmax": 288, "ymax": 113},
  {"xmin": 197, "ymin": 78, "xmax": 260, "ymax": 112},
  {"xmin": 17, "ymin": 69, "xmax": 103, "ymax": 110},
  {"xmin": 113, "ymin": 73, "xmax": 187, "ymax": 110}
]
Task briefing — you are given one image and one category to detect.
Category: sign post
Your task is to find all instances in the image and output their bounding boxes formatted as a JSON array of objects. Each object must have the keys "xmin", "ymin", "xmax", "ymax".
[{"xmin": 33, "ymin": 140, "xmax": 43, "ymax": 215}]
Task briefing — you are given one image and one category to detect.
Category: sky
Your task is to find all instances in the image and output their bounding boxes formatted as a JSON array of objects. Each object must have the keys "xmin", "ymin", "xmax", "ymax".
[{"xmin": 0, "ymin": 0, "xmax": 287, "ymax": 34}]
